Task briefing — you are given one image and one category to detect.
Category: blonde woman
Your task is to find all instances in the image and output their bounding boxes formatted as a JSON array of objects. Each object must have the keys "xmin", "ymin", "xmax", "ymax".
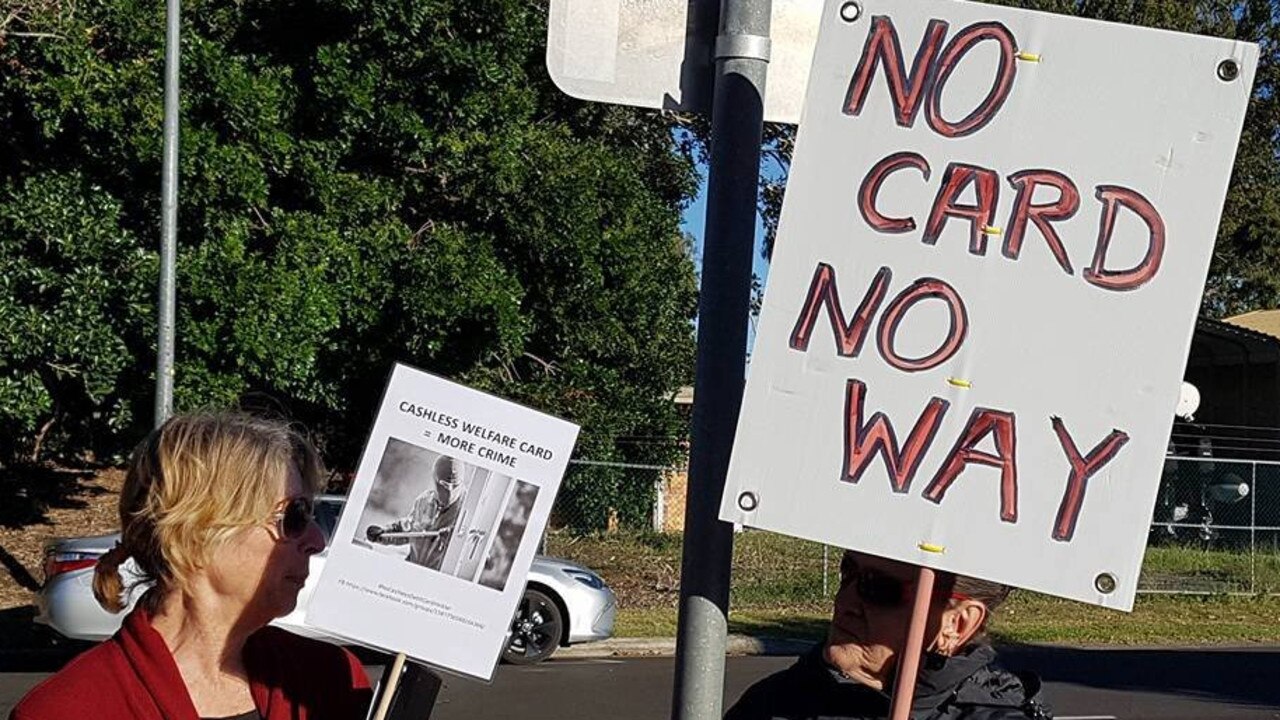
[{"xmin": 12, "ymin": 412, "xmax": 371, "ymax": 720}]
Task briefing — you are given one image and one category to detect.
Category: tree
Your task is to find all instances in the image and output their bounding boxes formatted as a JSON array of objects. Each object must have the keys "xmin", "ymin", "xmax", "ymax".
[
  {"xmin": 757, "ymin": 0, "xmax": 1280, "ymax": 319},
  {"xmin": 0, "ymin": 0, "xmax": 699, "ymax": 506}
]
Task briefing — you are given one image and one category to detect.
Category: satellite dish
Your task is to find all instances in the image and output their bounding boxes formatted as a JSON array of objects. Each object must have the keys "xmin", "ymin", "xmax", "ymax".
[
  {"xmin": 1206, "ymin": 479, "xmax": 1250, "ymax": 504},
  {"xmin": 1176, "ymin": 381, "xmax": 1200, "ymax": 420}
]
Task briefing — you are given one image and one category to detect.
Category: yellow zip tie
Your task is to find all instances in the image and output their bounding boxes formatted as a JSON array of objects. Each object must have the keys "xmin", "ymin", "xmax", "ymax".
[
  {"xmin": 919, "ymin": 542, "xmax": 946, "ymax": 554},
  {"xmin": 981, "ymin": 225, "xmax": 1003, "ymax": 236},
  {"xmin": 947, "ymin": 378, "xmax": 971, "ymax": 389},
  {"xmin": 1017, "ymin": 51, "xmax": 1041, "ymax": 62}
]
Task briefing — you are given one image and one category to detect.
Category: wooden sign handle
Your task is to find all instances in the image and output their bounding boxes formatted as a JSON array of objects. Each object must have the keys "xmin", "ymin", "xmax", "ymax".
[
  {"xmin": 888, "ymin": 566, "xmax": 937, "ymax": 720},
  {"xmin": 371, "ymin": 652, "xmax": 408, "ymax": 720}
]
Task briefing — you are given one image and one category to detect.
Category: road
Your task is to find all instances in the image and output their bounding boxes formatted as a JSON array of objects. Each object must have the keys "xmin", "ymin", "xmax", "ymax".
[{"xmin": 4, "ymin": 645, "xmax": 1280, "ymax": 718}]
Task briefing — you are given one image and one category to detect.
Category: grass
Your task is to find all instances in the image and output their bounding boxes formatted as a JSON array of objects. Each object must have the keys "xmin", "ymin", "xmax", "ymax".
[
  {"xmin": 614, "ymin": 594, "xmax": 1280, "ymax": 646},
  {"xmin": 1140, "ymin": 544, "xmax": 1280, "ymax": 594},
  {"xmin": 992, "ymin": 592, "xmax": 1280, "ymax": 646},
  {"xmin": 547, "ymin": 529, "xmax": 1280, "ymax": 646}
]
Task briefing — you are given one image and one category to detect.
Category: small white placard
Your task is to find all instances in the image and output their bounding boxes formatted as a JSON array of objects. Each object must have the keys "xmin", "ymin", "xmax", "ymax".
[{"xmin": 307, "ymin": 363, "xmax": 579, "ymax": 679}]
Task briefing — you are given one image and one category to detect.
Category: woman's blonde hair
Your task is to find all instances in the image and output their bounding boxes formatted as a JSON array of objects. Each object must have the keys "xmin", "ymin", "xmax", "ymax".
[{"xmin": 93, "ymin": 411, "xmax": 324, "ymax": 614}]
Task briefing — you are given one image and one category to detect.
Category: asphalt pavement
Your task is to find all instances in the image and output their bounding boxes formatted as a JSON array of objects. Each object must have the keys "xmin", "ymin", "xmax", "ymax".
[
  {"xmin": 4, "ymin": 644, "xmax": 1279, "ymax": 719},
  {"xmin": 424, "ymin": 648, "xmax": 1280, "ymax": 720}
]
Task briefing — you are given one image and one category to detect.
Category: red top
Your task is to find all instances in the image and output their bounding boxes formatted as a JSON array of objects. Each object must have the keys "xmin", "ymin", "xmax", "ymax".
[{"xmin": 11, "ymin": 609, "xmax": 372, "ymax": 720}]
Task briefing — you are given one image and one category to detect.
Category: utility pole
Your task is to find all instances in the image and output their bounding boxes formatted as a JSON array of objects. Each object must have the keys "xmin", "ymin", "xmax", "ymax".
[
  {"xmin": 154, "ymin": 0, "xmax": 180, "ymax": 427},
  {"xmin": 671, "ymin": 1, "xmax": 771, "ymax": 718}
]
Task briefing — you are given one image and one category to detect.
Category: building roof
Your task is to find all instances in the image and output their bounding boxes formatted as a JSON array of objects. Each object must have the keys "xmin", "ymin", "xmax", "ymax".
[
  {"xmin": 1190, "ymin": 316, "xmax": 1280, "ymax": 367},
  {"xmin": 1225, "ymin": 309, "xmax": 1280, "ymax": 340}
]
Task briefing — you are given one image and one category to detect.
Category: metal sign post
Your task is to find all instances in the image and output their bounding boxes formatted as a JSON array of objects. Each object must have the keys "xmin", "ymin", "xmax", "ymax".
[
  {"xmin": 671, "ymin": 1, "xmax": 771, "ymax": 719},
  {"xmin": 547, "ymin": 1, "xmax": 780, "ymax": 716},
  {"xmin": 154, "ymin": 0, "xmax": 180, "ymax": 427}
]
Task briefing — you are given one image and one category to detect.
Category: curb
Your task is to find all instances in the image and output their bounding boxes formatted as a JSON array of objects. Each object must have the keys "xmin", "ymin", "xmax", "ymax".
[
  {"xmin": 556, "ymin": 634, "xmax": 814, "ymax": 659},
  {"xmin": 554, "ymin": 637, "xmax": 1280, "ymax": 661}
]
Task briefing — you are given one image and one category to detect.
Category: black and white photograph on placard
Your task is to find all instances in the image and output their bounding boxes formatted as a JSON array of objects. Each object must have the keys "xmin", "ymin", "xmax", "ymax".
[
  {"xmin": 354, "ymin": 437, "xmax": 466, "ymax": 571},
  {"xmin": 479, "ymin": 480, "xmax": 540, "ymax": 591},
  {"xmin": 354, "ymin": 436, "xmax": 523, "ymax": 585},
  {"xmin": 358, "ymin": 435, "xmax": 542, "ymax": 586},
  {"xmin": 441, "ymin": 463, "xmax": 515, "ymax": 582}
]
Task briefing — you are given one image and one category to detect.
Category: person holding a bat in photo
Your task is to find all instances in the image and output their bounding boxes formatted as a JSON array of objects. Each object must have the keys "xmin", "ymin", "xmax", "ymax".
[
  {"xmin": 725, "ymin": 550, "xmax": 1051, "ymax": 720},
  {"xmin": 10, "ymin": 412, "xmax": 372, "ymax": 720},
  {"xmin": 366, "ymin": 455, "xmax": 466, "ymax": 570}
]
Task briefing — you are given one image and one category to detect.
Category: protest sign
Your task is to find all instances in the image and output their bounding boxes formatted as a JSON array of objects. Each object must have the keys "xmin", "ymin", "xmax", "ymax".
[
  {"xmin": 720, "ymin": 0, "xmax": 1257, "ymax": 610},
  {"xmin": 307, "ymin": 363, "xmax": 579, "ymax": 679}
]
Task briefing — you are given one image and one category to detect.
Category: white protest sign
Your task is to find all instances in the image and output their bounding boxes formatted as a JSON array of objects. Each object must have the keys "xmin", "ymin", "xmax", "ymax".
[
  {"xmin": 307, "ymin": 363, "xmax": 579, "ymax": 679},
  {"xmin": 720, "ymin": 0, "xmax": 1257, "ymax": 610}
]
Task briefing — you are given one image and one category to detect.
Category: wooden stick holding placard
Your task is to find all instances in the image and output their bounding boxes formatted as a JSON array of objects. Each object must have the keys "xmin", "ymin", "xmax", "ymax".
[
  {"xmin": 370, "ymin": 651, "xmax": 444, "ymax": 720},
  {"xmin": 370, "ymin": 652, "xmax": 407, "ymax": 720},
  {"xmin": 887, "ymin": 566, "xmax": 937, "ymax": 720}
]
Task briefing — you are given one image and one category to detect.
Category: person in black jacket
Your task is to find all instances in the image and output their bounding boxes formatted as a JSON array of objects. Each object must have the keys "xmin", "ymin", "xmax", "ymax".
[{"xmin": 725, "ymin": 551, "xmax": 1051, "ymax": 720}]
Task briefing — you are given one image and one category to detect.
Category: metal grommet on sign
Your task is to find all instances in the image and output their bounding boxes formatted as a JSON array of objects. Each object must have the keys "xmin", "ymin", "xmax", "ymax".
[
  {"xmin": 1094, "ymin": 573, "xmax": 1117, "ymax": 594},
  {"xmin": 737, "ymin": 492, "xmax": 759, "ymax": 512},
  {"xmin": 1217, "ymin": 59, "xmax": 1240, "ymax": 82},
  {"xmin": 839, "ymin": 1, "xmax": 862, "ymax": 23}
]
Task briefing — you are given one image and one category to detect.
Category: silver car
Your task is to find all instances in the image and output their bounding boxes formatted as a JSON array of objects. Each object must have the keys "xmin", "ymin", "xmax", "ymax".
[{"xmin": 35, "ymin": 495, "xmax": 615, "ymax": 664}]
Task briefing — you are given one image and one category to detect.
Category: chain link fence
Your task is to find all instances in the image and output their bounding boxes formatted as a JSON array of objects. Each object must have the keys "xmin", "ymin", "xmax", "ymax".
[
  {"xmin": 1143, "ymin": 456, "xmax": 1280, "ymax": 594},
  {"xmin": 543, "ymin": 455, "xmax": 1280, "ymax": 609},
  {"xmin": 549, "ymin": 460, "xmax": 676, "ymax": 534}
]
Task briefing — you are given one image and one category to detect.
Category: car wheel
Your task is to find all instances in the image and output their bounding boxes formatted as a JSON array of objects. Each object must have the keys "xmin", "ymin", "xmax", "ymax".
[{"xmin": 504, "ymin": 588, "xmax": 563, "ymax": 664}]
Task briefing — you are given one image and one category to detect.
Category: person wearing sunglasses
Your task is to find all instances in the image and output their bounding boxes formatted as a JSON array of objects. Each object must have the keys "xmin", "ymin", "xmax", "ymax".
[
  {"xmin": 11, "ymin": 412, "xmax": 372, "ymax": 720},
  {"xmin": 725, "ymin": 550, "xmax": 1051, "ymax": 720}
]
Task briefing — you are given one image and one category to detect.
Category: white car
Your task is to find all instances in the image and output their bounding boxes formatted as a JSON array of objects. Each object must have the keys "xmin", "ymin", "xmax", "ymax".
[{"xmin": 35, "ymin": 495, "xmax": 615, "ymax": 664}]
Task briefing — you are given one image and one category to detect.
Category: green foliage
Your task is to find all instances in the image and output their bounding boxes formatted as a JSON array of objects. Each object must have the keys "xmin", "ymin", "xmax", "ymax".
[
  {"xmin": 0, "ymin": 0, "xmax": 698, "ymax": 475},
  {"xmin": 556, "ymin": 463, "xmax": 667, "ymax": 532},
  {"xmin": 0, "ymin": 173, "xmax": 152, "ymax": 461},
  {"xmin": 757, "ymin": 0, "xmax": 1280, "ymax": 318}
]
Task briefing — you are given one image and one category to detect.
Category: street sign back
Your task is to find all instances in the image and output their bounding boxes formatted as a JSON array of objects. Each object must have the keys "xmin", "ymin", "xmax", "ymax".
[{"xmin": 546, "ymin": 0, "xmax": 819, "ymax": 124}]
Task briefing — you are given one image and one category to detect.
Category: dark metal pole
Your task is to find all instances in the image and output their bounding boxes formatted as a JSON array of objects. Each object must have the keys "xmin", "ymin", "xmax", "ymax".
[
  {"xmin": 154, "ymin": 0, "xmax": 180, "ymax": 427},
  {"xmin": 672, "ymin": 1, "xmax": 771, "ymax": 718}
]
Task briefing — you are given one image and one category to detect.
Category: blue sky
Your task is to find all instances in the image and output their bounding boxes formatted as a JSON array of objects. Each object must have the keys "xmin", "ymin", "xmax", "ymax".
[
  {"xmin": 680, "ymin": 165, "xmax": 775, "ymax": 286},
  {"xmin": 680, "ymin": 162, "xmax": 779, "ymax": 356}
]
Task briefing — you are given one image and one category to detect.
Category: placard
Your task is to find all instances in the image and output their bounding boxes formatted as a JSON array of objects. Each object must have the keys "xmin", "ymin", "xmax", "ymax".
[
  {"xmin": 721, "ymin": 0, "xmax": 1257, "ymax": 610},
  {"xmin": 307, "ymin": 363, "xmax": 579, "ymax": 679}
]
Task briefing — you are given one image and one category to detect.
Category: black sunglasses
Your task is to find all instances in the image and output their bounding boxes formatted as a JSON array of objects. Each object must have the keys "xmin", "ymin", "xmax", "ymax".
[
  {"xmin": 271, "ymin": 497, "xmax": 316, "ymax": 540},
  {"xmin": 841, "ymin": 565, "xmax": 912, "ymax": 607},
  {"xmin": 840, "ymin": 557, "xmax": 962, "ymax": 608}
]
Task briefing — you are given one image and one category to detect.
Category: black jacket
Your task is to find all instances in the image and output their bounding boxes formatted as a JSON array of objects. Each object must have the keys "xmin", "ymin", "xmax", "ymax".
[{"xmin": 725, "ymin": 644, "xmax": 1051, "ymax": 720}]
